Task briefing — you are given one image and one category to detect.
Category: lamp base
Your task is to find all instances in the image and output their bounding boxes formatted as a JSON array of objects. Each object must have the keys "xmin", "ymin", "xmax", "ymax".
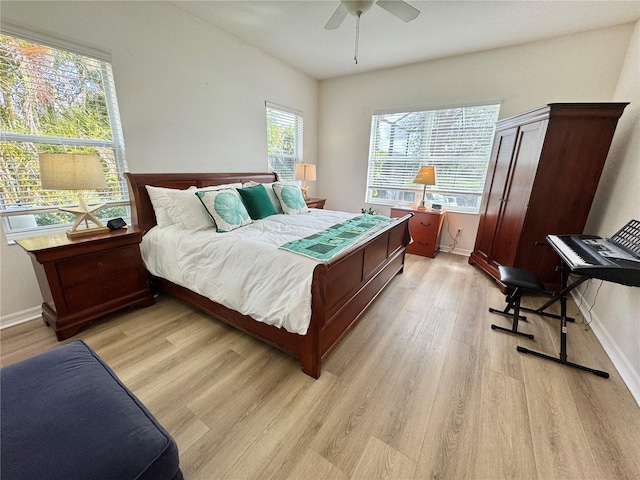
[
  {"xmin": 417, "ymin": 184, "xmax": 428, "ymax": 210},
  {"xmin": 60, "ymin": 193, "xmax": 108, "ymax": 239},
  {"xmin": 300, "ymin": 184, "xmax": 310, "ymax": 200},
  {"xmin": 66, "ymin": 225, "xmax": 110, "ymax": 239}
]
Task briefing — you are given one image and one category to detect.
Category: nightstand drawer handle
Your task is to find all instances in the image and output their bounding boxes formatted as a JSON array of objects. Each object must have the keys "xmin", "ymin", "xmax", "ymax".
[
  {"xmin": 418, "ymin": 241, "xmax": 430, "ymax": 246},
  {"xmin": 98, "ymin": 262, "xmax": 103, "ymax": 268},
  {"xmin": 420, "ymin": 222, "xmax": 431, "ymax": 227}
]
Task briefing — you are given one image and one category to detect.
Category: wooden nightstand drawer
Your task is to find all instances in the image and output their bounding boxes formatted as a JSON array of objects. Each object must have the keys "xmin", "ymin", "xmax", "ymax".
[
  {"xmin": 64, "ymin": 270, "xmax": 143, "ymax": 311},
  {"xmin": 409, "ymin": 214, "xmax": 439, "ymax": 233},
  {"xmin": 409, "ymin": 231, "xmax": 438, "ymax": 248},
  {"xmin": 57, "ymin": 247, "xmax": 137, "ymax": 287}
]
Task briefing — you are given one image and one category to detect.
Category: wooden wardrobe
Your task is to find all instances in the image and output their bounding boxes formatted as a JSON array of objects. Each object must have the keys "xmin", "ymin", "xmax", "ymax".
[{"xmin": 469, "ymin": 103, "xmax": 627, "ymax": 290}]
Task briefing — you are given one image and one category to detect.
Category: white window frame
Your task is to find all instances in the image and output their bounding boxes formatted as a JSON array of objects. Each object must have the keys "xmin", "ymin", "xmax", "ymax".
[
  {"xmin": 266, "ymin": 102, "xmax": 303, "ymax": 182},
  {"xmin": 0, "ymin": 27, "xmax": 129, "ymax": 241},
  {"xmin": 366, "ymin": 103, "xmax": 500, "ymax": 214}
]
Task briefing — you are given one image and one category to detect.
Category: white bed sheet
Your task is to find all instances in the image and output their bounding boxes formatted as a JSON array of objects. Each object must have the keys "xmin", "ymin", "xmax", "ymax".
[{"xmin": 141, "ymin": 209, "xmax": 368, "ymax": 335}]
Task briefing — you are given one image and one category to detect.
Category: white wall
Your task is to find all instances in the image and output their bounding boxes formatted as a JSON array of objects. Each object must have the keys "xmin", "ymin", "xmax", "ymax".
[
  {"xmin": 317, "ymin": 25, "xmax": 634, "ymax": 254},
  {"xmin": 0, "ymin": 1, "xmax": 319, "ymax": 321},
  {"xmin": 581, "ymin": 20, "xmax": 640, "ymax": 401}
]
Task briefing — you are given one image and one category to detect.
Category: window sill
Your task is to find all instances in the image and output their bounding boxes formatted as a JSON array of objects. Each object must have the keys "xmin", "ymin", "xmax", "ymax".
[
  {"xmin": 367, "ymin": 200, "xmax": 480, "ymax": 215},
  {"xmin": 4, "ymin": 217, "xmax": 132, "ymax": 244}
]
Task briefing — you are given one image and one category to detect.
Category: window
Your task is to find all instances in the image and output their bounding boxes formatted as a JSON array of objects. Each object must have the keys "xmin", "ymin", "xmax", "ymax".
[
  {"xmin": 0, "ymin": 32, "xmax": 128, "ymax": 239},
  {"xmin": 266, "ymin": 102, "xmax": 303, "ymax": 182},
  {"xmin": 366, "ymin": 104, "xmax": 500, "ymax": 213}
]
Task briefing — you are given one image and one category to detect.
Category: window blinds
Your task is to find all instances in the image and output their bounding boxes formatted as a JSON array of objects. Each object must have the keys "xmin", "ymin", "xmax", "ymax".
[
  {"xmin": 0, "ymin": 33, "xmax": 129, "ymax": 221},
  {"xmin": 266, "ymin": 102, "xmax": 303, "ymax": 182},
  {"xmin": 366, "ymin": 104, "xmax": 500, "ymax": 212}
]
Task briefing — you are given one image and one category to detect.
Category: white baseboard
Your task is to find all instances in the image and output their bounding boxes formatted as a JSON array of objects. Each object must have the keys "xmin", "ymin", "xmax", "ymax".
[
  {"xmin": 439, "ymin": 245, "xmax": 472, "ymax": 256},
  {"xmin": 0, "ymin": 306, "xmax": 41, "ymax": 330},
  {"xmin": 571, "ymin": 289, "xmax": 640, "ymax": 407}
]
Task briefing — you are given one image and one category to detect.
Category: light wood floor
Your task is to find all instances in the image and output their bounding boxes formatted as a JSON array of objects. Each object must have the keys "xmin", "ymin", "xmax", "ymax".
[{"xmin": 2, "ymin": 253, "xmax": 639, "ymax": 479}]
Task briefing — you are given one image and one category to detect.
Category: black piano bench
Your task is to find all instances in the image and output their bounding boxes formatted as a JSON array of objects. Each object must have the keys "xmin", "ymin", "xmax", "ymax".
[{"xmin": 489, "ymin": 266, "xmax": 548, "ymax": 339}]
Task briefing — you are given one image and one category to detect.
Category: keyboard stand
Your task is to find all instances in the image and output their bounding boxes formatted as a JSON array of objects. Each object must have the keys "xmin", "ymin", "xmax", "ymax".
[
  {"xmin": 523, "ymin": 241, "xmax": 579, "ymax": 322},
  {"xmin": 516, "ymin": 273, "xmax": 588, "ymax": 323},
  {"xmin": 516, "ymin": 266, "xmax": 609, "ymax": 378}
]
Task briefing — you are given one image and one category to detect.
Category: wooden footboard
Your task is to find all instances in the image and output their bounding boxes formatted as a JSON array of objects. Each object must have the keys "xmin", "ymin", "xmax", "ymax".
[
  {"xmin": 125, "ymin": 172, "xmax": 411, "ymax": 377},
  {"xmin": 302, "ymin": 216, "xmax": 409, "ymax": 376}
]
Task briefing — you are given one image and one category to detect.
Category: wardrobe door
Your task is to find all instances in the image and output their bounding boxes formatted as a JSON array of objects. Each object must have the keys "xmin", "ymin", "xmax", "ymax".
[
  {"xmin": 473, "ymin": 127, "xmax": 518, "ymax": 263},
  {"xmin": 490, "ymin": 120, "xmax": 547, "ymax": 269}
]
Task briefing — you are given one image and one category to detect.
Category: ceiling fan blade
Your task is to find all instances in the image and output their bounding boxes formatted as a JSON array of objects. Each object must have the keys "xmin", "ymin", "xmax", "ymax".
[
  {"xmin": 376, "ymin": 0, "xmax": 420, "ymax": 22},
  {"xmin": 324, "ymin": 4, "xmax": 348, "ymax": 30}
]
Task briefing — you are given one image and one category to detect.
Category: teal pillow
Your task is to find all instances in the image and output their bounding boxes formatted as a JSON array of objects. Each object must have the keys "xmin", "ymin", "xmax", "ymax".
[
  {"xmin": 196, "ymin": 189, "xmax": 252, "ymax": 232},
  {"xmin": 272, "ymin": 183, "xmax": 309, "ymax": 215},
  {"xmin": 237, "ymin": 184, "xmax": 277, "ymax": 220}
]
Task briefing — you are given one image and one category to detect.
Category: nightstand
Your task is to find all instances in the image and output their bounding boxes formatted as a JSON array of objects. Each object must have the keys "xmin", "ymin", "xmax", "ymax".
[
  {"xmin": 305, "ymin": 198, "xmax": 326, "ymax": 209},
  {"xmin": 390, "ymin": 206, "xmax": 446, "ymax": 258},
  {"xmin": 17, "ymin": 227, "xmax": 154, "ymax": 340}
]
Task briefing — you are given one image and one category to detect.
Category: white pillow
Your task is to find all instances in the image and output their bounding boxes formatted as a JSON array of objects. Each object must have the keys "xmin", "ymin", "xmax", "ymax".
[
  {"xmin": 196, "ymin": 188, "xmax": 252, "ymax": 232},
  {"xmin": 166, "ymin": 183, "xmax": 242, "ymax": 231},
  {"xmin": 242, "ymin": 181, "xmax": 283, "ymax": 213},
  {"xmin": 272, "ymin": 183, "xmax": 309, "ymax": 215},
  {"xmin": 145, "ymin": 185, "xmax": 192, "ymax": 228}
]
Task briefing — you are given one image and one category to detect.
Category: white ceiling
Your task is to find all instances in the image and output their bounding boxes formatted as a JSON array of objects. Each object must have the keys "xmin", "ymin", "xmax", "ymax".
[{"xmin": 170, "ymin": 1, "xmax": 640, "ymax": 80}]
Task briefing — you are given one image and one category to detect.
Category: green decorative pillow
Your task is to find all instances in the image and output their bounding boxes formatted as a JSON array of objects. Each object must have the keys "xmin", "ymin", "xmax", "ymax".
[
  {"xmin": 196, "ymin": 189, "xmax": 252, "ymax": 232},
  {"xmin": 242, "ymin": 181, "xmax": 283, "ymax": 213},
  {"xmin": 237, "ymin": 184, "xmax": 276, "ymax": 220},
  {"xmin": 272, "ymin": 183, "xmax": 309, "ymax": 215}
]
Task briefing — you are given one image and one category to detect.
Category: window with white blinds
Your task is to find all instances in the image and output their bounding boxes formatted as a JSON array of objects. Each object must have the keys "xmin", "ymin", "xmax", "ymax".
[
  {"xmin": 266, "ymin": 102, "xmax": 303, "ymax": 182},
  {"xmin": 0, "ymin": 32, "xmax": 129, "ymax": 238},
  {"xmin": 366, "ymin": 104, "xmax": 500, "ymax": 213}
]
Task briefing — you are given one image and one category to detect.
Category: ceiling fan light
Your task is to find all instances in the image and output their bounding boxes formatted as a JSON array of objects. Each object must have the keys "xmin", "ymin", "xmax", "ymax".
[{"xmin": 342, "ymin": 0, "xmax": 375, "ymax": 17}]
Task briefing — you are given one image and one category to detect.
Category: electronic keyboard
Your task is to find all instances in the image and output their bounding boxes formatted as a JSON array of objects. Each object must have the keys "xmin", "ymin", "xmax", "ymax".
[{"xmin": 547, "ymin": 225, "xmax": 640, "ymax": 287}]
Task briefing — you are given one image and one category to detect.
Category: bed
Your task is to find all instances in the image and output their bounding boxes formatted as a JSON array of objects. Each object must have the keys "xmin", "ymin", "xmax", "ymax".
[{"xmin": 125, "ymin": 172, "xmax": 411, "ymax": 378}]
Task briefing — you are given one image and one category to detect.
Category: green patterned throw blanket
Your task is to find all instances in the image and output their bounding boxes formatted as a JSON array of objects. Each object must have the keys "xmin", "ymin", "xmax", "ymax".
[{"xmin": 279, "ymin": 214, "xmax": 390, "ymax": 261}]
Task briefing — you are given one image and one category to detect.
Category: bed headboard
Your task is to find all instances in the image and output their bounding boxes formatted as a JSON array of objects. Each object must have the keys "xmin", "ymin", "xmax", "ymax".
[{"xmin": 124, "ymin": 172, "xmax": 278, "ymax": 233}]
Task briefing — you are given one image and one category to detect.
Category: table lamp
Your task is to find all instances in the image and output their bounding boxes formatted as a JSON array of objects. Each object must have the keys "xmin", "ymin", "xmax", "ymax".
[
  {"xmin": 413, "ymin": 165, "xmax": 436, "ymax": 210},
  {"xmin": 295, "ymin": 163, "xmax": 317, "ymax": 200},
  {"xmin": 39, "ymin": 153, "xmax": 110, "ymax": 238}
]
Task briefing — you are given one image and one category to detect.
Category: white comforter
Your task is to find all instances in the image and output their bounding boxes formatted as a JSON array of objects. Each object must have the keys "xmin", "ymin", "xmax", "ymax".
[{"xmin": 141, "ymin": 209, "xmax": 366, "ymax": 335}]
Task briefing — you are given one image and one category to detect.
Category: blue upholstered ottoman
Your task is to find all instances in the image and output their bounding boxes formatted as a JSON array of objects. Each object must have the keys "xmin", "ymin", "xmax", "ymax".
[{"xmin": 1, "ymin": 341, "xmax": 183, "ymax": 480}]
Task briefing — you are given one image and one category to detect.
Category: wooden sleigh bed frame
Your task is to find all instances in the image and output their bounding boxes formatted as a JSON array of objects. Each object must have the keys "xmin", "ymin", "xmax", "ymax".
[{"xmin": 125, "ymin": 172, "xmax": 411, "ymax": 378}]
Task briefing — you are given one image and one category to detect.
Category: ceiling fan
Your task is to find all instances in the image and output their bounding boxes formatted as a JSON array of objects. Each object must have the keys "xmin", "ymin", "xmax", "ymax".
[{"xmin": 324, "ymin": 1, "xmax": 420, "ymax": 64}]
